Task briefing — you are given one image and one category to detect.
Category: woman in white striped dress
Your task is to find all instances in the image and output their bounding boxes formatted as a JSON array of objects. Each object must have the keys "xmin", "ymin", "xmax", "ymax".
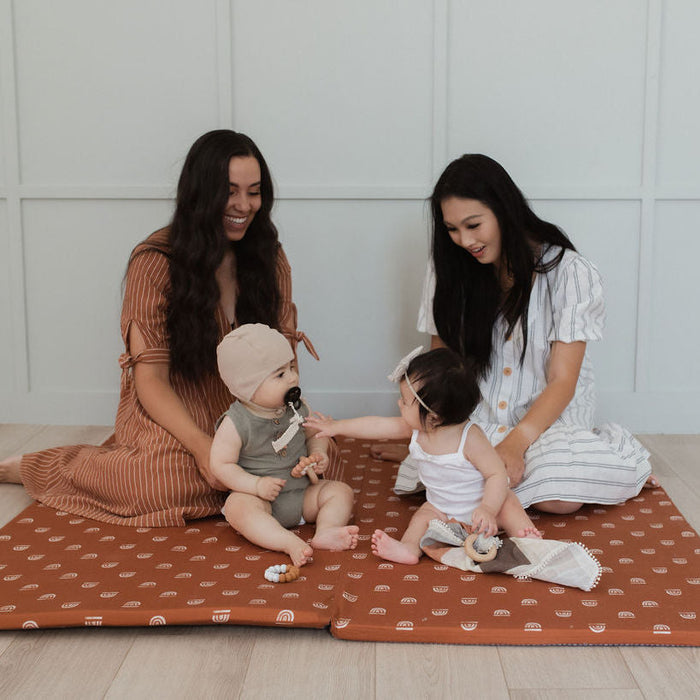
[{"xmin": 383, "ymin": 154, "xmax": 653, "ymax": 514}]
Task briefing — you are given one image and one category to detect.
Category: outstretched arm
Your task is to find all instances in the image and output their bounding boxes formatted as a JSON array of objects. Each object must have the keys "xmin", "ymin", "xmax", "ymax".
[
  {"xmin": 497, "ymin": 340, "xmax": 585, "ymax": 485},
  {"xmin": 304, "ymin": 412, "xmax": 413, "ymax": 441}
]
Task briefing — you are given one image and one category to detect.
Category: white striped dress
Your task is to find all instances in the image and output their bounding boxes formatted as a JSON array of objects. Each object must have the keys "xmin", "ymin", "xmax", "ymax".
[
  {"xmin": 20, "ymin": 228, "xmax": 315, "ymax": 526},
  {"xmin": 396, "ymin": 244, "xmax": 651, "ymax": 507}
]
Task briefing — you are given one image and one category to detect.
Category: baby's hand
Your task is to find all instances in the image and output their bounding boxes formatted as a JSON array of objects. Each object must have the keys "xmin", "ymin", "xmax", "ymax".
[
  {"xmin": 471, "ymin": 505, "xmax": 498, "ymax": 538},
  {"xmin": 308, "ymin": 451, "xmax": 330, "ymax": 475},
  {"xmin": 255, "ymin": 476, "xmax": 285, "ymax": 501},
  {"xmin": 303, "ymin": 412, "xmax": 337, "ymax": 438},
  {"xmin": 291, "ymin": 454, "xmax": 323, "ymax": 484}
]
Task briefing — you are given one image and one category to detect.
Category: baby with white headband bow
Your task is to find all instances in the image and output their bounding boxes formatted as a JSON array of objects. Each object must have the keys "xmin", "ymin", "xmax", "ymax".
[
  {"xmin": 305, "ymin": 346, "xmax": 541, "ymax": 565},
  {"xmin": 211, "ymin": 323, "xmax": 358, "ymax": 567}
]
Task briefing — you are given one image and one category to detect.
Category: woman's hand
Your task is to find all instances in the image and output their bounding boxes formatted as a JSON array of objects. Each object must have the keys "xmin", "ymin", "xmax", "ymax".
[
  {"xmin": 498, "ymin": 341, "xmax": 585, "ymax": 487},
  {"xmin": 130, "ymin": 322, "xmax": 229, "ymax": 491},
  {"xmin": 471, "ymin": 504, "xmax": 499, "ymax": 537},
  {"xmin": 492, "ymin": 341, "xmax": 586, "ymax": 489},
  {"xmin": 495, "ymin": 429, "xmax": 530, "ymax": 487}
]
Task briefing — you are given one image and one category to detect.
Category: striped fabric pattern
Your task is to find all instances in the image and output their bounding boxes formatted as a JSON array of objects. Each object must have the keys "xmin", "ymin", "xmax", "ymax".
[
  {"xmin": 407, "ymin": 245, "xmax": 651, "ymax": 507},
  {"xmin": 19, "ymin": 228, "xmax": 318, "ymax": 526}
]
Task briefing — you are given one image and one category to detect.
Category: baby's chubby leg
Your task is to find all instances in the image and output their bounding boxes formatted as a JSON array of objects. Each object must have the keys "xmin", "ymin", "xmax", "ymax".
[
  {"xmin": 303, "ymin": 480, "xmax": 359, "ymax": 552},
  {"xmin": 224, "ymin": 492, "xmax": 313, "ymax": 567},
  {"xmin": 498, "ymin": 490, "xmax": 542, "ymax": 539},
  {"xmin": 371, "ymin": 500, "xmax": 446, "ymax": 565}
]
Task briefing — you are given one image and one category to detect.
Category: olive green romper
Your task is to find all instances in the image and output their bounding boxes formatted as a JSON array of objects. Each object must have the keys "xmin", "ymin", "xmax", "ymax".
[{"xmin": 218, "ymin": 401, "xmax": 311, "ymax": 527}]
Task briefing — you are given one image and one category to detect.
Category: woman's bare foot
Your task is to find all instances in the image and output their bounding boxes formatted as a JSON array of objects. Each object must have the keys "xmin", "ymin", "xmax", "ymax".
[
  {"xmin": 371, "ymin": 529, "xmax": 420, "ymax": 564},
  {"xmin": 516, "ymin": 526, "xmax": 543, "ymax": 539},
  {"xmin": 283, "ymin": 537, "xmax": 314, "ymax": 567},
  {"xmin": 643, "ymin": 474, "xmax": 659, "ymax": 489},
  {"xmin": 0, "ymin": 455, "xmax": 22, "ymax": 484},
  {"xmin": 369, "ymin": 444, "xmax": 409, "ymax": 462},
  {"xmin": 311, "ymin": 525, "xmax": 359, "ymax": 551}
]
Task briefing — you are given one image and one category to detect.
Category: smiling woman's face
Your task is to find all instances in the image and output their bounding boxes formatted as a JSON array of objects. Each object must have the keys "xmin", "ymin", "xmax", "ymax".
[
  {"xmin": 223, "ymin": 156, "xmax": 262, "ymax": 241},
  {"xmin": 441, "ymin": 197, "xmax": 502, "ymax": 268}
]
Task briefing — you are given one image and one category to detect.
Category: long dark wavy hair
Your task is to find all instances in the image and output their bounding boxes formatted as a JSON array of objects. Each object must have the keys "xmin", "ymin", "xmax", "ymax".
[
  {"xmin": 166, "ymin": 130, "xmax": 281, "ymax": 381},
  {"xmin": 431, "ymin": 154, "xmax": 575, "ymax": 377}
]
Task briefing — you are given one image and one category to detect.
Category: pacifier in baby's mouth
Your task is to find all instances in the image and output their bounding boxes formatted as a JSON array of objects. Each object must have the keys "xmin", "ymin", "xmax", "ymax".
[
  {"xmin": 271, "ymin": 386, "xmax": 304, "ymax": 453},
  {"xmin": 284, "ymin": 386, "xmax": 302, "ymax": 409}
]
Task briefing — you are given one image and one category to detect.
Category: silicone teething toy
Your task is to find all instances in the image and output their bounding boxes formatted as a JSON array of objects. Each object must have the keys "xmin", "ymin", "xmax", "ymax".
[{"xmin": 264, "ymin": 563, "xmax": 301, "ymax": 583}]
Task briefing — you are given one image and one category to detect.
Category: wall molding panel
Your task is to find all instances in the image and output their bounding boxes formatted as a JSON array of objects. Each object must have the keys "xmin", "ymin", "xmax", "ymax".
[
  {"xmin": 635, "ymin": 0, "xmax": 663, "ymax": 394},
  {"xmin": 0, "ymin": 0, "xmax": 698, "ymax": 433},
  {"xmin": 1, "ymin": 0, "xmax": 29, "ymax": 403}
]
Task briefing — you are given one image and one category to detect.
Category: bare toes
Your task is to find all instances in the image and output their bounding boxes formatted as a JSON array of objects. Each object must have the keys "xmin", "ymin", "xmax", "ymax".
[{"xmin": 643, "ymin": 474, "xmax": 659, "ymax": 489}]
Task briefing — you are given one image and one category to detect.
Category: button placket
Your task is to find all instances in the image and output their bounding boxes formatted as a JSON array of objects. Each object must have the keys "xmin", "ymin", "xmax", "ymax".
[{"xmin": 497, "ymin": 332, "xmax": 515, "ymax": 431}]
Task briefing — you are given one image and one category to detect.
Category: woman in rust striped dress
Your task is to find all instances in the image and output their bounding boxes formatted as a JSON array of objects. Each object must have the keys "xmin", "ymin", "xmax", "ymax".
[{"xmin": 0, "ymin": 130, "xmax": 316, "ymax": 526}]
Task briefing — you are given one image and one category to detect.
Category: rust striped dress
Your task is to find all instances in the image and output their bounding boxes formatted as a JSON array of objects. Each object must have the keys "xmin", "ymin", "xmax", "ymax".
[{"xmin": 20, "ymin": 228, "xmax": 311, "ymax": 527}]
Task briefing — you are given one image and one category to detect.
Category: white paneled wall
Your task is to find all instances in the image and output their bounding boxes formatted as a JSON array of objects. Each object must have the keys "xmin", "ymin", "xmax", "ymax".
[
  {"xmin": 0, "ymin": 199, "xmax": 11, "ymax": 399},
  {"xmin": 14, "ymin": 0, "xmax": 222, "ymax": 187},
  {"xmin": 447, "ymin": 2, "xmax": 648, "ymax": 192},
  {"xmin": 657, "ymin": 0, "xmax": 700, "ymax": 192},
  {"xmin": 21, "ymin": 200, "xmax": 174, "ymax": 393},
  {"xmin": 0, "ymin": 0, "xmax": 698, "ymax": 432},
  {"xmin": 232, "ymin": 0, "xmax": 435, "ymax": 193}
]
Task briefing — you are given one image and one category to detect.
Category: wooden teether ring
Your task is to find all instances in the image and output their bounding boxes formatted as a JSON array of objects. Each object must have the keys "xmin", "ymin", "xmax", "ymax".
[{"xmin": 464, "ymin": 533, "xmax": 498, "ymax": 562}]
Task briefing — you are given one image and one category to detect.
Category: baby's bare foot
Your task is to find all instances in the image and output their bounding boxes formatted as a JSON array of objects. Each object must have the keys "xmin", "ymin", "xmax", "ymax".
[
  {"xmin": 284, "ymin": 540, "xmax": 313, "ymax": 567},
  {"xmin": 369, "ymin": 444, "xmax": 409, "ymax": 462},
  {"xmin": 0, "ymin": 455, "xmax": 22, "ymax": 484},
  {"xmin": 517, "ymin": 526, "xmax": 543, "ymax": 539},
  {"xmin": 370, "ymin": 529, "xmax": 419, "ymax": 564},
  {"xmin": 311, "ymin": 525, "xmax": 359, "ymax": 551}
]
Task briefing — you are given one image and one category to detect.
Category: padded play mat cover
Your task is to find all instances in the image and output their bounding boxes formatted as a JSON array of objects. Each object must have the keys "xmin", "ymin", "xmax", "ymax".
[{"xmin": 1, "ymin": 438, "xmax": 699, "ymax": 645}]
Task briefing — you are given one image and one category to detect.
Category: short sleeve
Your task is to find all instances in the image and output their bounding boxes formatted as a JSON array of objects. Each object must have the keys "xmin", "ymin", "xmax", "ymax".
[
  {"xmin": 276, "ymin": 245, "xmax": 320, "ymax": 360},
  {"xmin": 548, "ymin": 252, "xmax": 605, "ymax": 343},
  {"xmin": 276, "ymin": 245, "xmax": 298, "ymax": 341},
  {"xmin": 416, "ymin": 260, "xmax": 438, "ymax": 335},
  {"xmin": 119, "ymin": 249, "xmax": 171, "ymax": 367}
]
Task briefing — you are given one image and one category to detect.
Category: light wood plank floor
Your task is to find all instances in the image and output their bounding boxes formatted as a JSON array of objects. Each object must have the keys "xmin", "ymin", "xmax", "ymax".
[{"xmin": 1, "ymin": 425, "xmax": 699, "ymax": 700}]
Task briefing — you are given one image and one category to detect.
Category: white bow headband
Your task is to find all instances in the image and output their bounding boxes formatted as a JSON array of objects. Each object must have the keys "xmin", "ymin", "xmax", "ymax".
[{"xmin": 387, "ymin": 346, "xmax": 432, "ymax": 413}]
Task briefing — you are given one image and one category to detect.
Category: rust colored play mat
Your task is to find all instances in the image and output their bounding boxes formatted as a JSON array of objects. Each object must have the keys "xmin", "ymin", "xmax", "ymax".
[{"xmin": 1, "ymin": 438, "xmax": 699, "ymax": 645}]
